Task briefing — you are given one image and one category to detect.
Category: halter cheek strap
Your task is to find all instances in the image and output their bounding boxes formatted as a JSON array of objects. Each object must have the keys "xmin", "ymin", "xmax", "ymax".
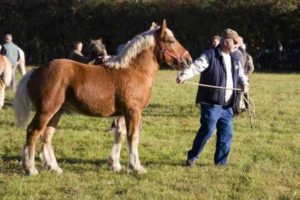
[
  {"xmin": 155, "ymin": 36, "xmax": 188, "ymax": 64},
  {"xmin": 162, "ymin": 49, "xmax": 189, "ymax": 63},
  {"xmin": 160, "ymin": 44, "xmax": 188, "ymax": 63}
]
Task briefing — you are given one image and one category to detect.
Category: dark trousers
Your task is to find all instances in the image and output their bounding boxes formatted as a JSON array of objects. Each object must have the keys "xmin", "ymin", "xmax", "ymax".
[{"xmin": 187, "ymin": 103, "xmax": 234, "ymax": 165}]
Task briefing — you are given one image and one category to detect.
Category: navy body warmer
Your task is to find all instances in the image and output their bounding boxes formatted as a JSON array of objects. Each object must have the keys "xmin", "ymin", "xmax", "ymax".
[{"xmin": 195, "ymin": 47, "xmax": 241, "ymax": 106}]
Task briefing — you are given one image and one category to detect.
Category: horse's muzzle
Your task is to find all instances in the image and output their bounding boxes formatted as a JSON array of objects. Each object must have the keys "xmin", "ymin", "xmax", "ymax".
[{"xmin": 181, "ymin": 55, "xmax": 192, "ymax": 69}]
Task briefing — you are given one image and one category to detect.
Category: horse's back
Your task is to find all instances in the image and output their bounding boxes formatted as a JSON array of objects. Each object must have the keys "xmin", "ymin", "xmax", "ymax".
[
  {"xmin": 32, "ymin": 59, "xmax": 108, "ymax": 84},
  {"xmin": 29, "ymin": 59, "xmax": 118, "ymax": 116}
]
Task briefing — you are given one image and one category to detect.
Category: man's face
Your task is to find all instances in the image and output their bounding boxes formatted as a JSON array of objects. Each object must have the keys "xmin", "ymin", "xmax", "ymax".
[
  {"xmin": 4, "ymin": 35, "xmax": 12, "ymax": 43},
  {"xmin": 222, "ymin": 37, "xmax": 235, "ymax": 51},
  {"xmin": 76, "ymin": 43, "xmax": 83, "ymax": 51}
]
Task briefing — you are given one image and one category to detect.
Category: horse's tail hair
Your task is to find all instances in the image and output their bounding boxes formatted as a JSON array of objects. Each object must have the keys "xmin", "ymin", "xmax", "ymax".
[
  {"xmin": 13, "ymin": 69, "xmax": 35, "ymax": 127},
  {"xmin": 3, "ymin": 56, "xmax": 12, "ymax": 86}
]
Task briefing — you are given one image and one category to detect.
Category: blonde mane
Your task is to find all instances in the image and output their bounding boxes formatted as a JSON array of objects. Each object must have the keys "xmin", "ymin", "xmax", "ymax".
[{"xmin": 104, "ymin": 29, "xmax": 157, "ymax": 69}]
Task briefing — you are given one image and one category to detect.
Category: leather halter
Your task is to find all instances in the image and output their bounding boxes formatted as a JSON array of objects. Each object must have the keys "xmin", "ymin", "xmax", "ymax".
[{"xmin": 155, "ymin": 36, "xmax": 188, "ymax": 64}]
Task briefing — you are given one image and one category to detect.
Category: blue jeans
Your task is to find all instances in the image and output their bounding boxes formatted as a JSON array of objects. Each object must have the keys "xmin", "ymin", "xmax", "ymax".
[{"xmin": 187, "ymin": 103, "xmax": 234, "ymax": 165}]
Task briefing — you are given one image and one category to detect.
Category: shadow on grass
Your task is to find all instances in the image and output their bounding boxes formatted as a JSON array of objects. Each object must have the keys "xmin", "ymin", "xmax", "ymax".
[
  {"xmin": 144, "ymin": 103, "xmax": 199, "ymax": 118},
  {"xmin": 144, "ymin": 159, "xmax": 211, "ymax": 167},
  {"xmin": 4, "ymin": 101, "xmax": 13, "ymax": 107},
  {"xmin": 57, "ymin": 157, "xmax": 107, "ymax": 166},
  {"xmin": 2, "ymin": 155, "xmax": 20, "ymax": 161},
  {"xmin": 1, "ymin": 155, "xmax": 108, "ymax": 174},
  {"xmin": 1, "ymin": 155, "xmax": 23, "ymax": 174},
  {"xmin": 0, "ymin": 119, "xmax": 15, "ymax": 126},
  {"xmin": 0, "ymin": 101, "xmax": 13, "ymax": 111},
  {"xmin": 1, "ymin": 155, "xmax": 238, "ymax": 176}
]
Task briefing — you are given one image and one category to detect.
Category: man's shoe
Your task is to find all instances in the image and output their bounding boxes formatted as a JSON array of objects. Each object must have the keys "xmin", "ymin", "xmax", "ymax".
[{"xmin": 186, "ymin": 159, "xmax": 196, "ymax": 167}]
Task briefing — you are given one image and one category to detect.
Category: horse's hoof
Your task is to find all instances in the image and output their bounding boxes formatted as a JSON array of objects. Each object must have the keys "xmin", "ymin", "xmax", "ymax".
[
  {"xmin": 50, "ymin": 166, "xmax": 63, "ymax": 174},
  {"xmin": 110, "ymin": 164, "xmax": 122, "ymax": 172},
  {"xmin": 136, "ymin": 166, "xmax": 148, "ymax": 174},
  {"xmin": 44, "ymin": 164, "xmax": 63, "ymax": 174},
  {"xmin": 25, "ymin": 168, "xmax": 39, "ymax": 176},
  {"xmin": 127, "ymin": 164, "xmax": 147, "ymax": 174},
  {"xmin": 109, "ymin": 163, "xmax": 122, "ymax": 172},
  {"xmin": 108, "ymin": 157, "xmax": 122, "ymax": 172}
]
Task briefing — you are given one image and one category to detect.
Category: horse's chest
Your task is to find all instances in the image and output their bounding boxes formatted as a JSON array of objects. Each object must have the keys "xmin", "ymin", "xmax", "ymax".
[{"xmin": 120, "ymin": 86, "xmax": 152, "ymax": 109}]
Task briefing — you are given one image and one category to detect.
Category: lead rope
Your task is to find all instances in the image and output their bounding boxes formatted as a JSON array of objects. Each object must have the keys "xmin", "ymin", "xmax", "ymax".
[{"xmin": 183, "ymin": 81, "xmax": 256, "ymax": 128}]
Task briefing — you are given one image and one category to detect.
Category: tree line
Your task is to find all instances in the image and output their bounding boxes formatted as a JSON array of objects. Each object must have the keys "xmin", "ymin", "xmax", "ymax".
[{"xmin": 0, "ymin": 0, "xmax": 299, "ymax": 70}]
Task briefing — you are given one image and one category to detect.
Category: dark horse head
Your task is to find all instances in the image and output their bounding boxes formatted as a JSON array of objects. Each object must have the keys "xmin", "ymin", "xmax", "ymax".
[{"xmin": 89, "ymin": 38, "xmax": 108, "ymax": 64}]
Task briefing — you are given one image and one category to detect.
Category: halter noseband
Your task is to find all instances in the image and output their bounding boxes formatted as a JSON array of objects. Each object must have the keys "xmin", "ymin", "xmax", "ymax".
[{"xmin": 155, "ymin": 36, "xmax": 188, "ymax": 64}]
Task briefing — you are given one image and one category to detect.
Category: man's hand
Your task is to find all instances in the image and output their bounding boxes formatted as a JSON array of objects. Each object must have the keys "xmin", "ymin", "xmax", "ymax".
[
  {"xmin": 242, "ymin": 84, "xmax": 249, "ymax": 93},
  {"xmin": 176, "ymin": 75, "xmax": 185, "ymax": 84}
]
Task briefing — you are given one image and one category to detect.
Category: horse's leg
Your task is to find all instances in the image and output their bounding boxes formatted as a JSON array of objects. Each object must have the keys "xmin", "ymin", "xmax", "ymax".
[
  {"xmin": 21, "ymin": 112, "xmax": 53, "ymax": 175},
  {"xmin": 126, "ymin": 110, "xmax": 147, "ymax": 174},
  {"xmin": 108, "ymin": 116, "xmax": 126, "ymax": 172},
  {"xmin": 0, "ymin": 80, "xmax": 4, "ymax": 108},
  {"xmin": 40, "ymin": 110, "xmax": 63, "ymax": 174}
]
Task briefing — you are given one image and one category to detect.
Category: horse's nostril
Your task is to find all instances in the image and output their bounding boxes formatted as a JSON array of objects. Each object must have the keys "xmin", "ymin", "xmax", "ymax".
[
  {"xmin": 181, "ymin": 59, "xmax": 188, "ymax": 68},
  {"xmin": 186, "ymin": 58, "xmax": 192, "ymax": 66}
]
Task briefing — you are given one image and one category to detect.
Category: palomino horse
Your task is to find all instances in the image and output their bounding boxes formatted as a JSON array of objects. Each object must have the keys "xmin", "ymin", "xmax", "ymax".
[
  {"xmin": 0, "ymin": 54, "xmax": 12, "ymax": 108},
  {"xmin": 14, "ymin": 20, "xmax": 192, "ymax": 175}
]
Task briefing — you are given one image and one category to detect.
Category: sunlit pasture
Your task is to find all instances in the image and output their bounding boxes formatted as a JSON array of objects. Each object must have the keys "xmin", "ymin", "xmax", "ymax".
[{"xmin": 0, "ymin": 70, "xmax": 299, "ymax": 200}]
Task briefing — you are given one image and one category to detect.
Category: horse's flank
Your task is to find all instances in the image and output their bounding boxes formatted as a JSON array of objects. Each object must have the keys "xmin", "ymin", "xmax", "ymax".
[{"xmin": 27, "ymin": 54, "xmax": 156, "ymax": 119}]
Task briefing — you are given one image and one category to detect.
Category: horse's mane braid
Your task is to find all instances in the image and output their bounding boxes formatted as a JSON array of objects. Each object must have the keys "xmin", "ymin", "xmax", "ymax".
[{"xmin": 104, "ymin": 29, "xmax": 156, "ymax": 69}]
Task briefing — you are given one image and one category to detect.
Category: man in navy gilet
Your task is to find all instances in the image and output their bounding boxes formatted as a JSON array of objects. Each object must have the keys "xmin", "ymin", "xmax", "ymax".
[{"xmin": 176, "ymin": 28, "xmax": 249, "ymax": 166}]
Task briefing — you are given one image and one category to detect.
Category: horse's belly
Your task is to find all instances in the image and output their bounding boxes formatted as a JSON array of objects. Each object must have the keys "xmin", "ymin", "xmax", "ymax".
[{"xmin": 64, "ymin": 95, "xmax": 116, "ymax": 117}]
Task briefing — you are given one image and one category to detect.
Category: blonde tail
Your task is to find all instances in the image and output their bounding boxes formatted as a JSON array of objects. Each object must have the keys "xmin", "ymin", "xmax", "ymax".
[{"xmin": 13, "ymin": 69, "xmax": 35, "ymax": 127}]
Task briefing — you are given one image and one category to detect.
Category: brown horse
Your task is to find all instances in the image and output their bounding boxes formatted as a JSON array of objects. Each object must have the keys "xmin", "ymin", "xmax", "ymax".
[
  {"xmin": 0, "ymin": 54, "xmax": 12, "ymax": 108},
  {"xmin": 14, "ymin": 20, "xmax": 192, "ymax": 175}
]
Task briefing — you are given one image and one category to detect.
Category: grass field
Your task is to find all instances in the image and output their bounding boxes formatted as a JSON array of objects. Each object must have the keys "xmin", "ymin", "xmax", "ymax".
[{"xmin": 0, "ymin": 70, "xmax": 299, "ymax": 200}]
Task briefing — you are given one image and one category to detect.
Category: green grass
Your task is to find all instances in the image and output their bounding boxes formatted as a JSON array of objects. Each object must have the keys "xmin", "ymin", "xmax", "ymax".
[{"xmin": 0, "ymin": 70, "xmax": 299, "ymax": 200}]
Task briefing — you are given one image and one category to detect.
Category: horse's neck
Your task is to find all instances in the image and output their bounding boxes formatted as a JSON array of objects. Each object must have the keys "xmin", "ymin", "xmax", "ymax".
[{"xmin": 132, "ymin": 47, "xmax": 159, "ymax": 79}]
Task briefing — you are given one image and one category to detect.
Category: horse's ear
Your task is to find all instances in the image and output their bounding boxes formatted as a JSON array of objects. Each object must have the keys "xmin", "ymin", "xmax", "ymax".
[
  {"xmin": 150, "ymin": 22, "xmax": 159, "ymax": 30},
  {"xmin": 160, "ymin": 19, "xmax": 167, "ymax": 38}
]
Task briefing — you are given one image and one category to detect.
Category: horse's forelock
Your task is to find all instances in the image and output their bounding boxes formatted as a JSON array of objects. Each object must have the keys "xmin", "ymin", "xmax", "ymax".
[{"xmin": 166, "ymin": 29, "xmax": 174, "ymax": 38}]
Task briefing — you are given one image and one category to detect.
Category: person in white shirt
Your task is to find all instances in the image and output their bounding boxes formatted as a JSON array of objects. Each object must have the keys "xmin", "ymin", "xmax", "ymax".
[{"xmin": 177, "ymin": 28, "xmax": 248, "ymax": 166}]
